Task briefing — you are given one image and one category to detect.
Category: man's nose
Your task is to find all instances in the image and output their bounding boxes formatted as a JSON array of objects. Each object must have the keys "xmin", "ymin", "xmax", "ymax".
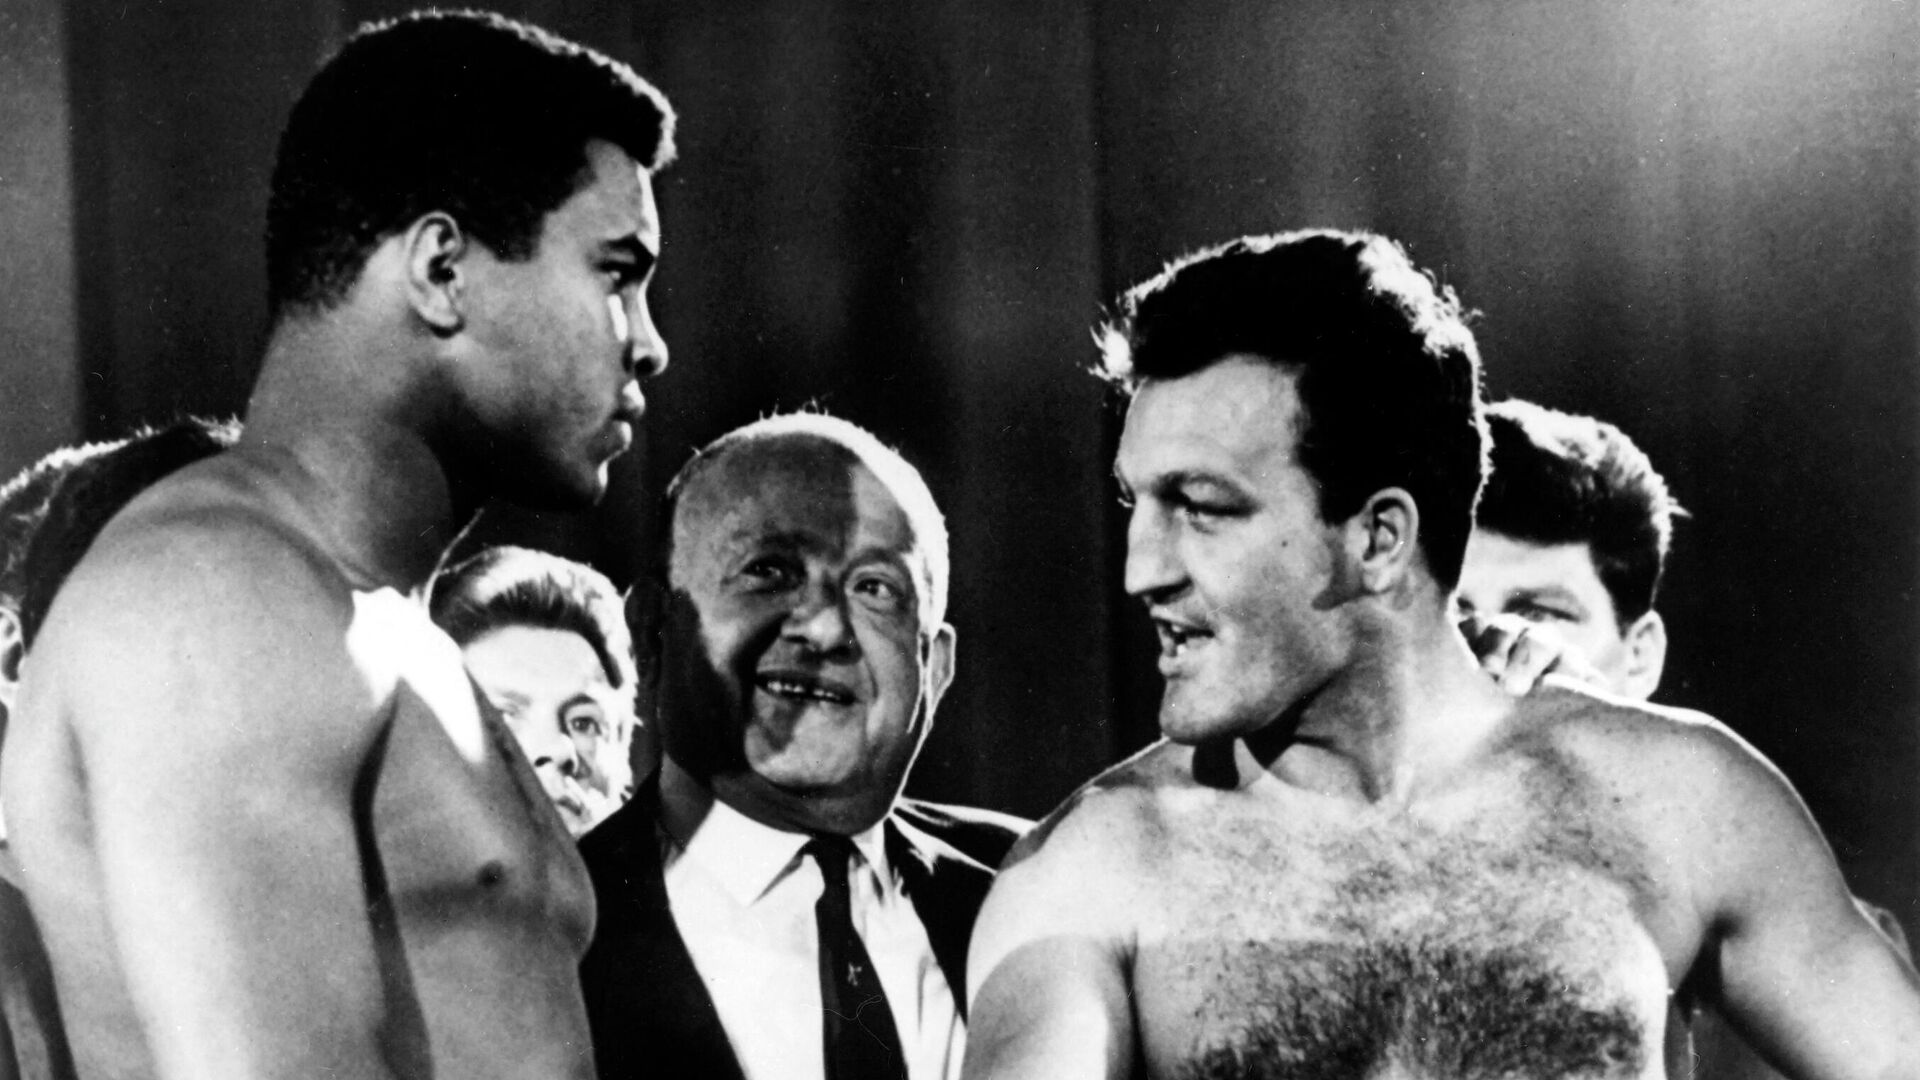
[
  {"xmin": 624, "ymin": 293, "xmax": 669, "ymax": 379},
  {"xmin": 783, "ymin": 581, "xmax": 857, "ymax": 656},
  {"xmin": 529, "ymin": 720, "xmax": 583, "ymax": 777},
  {"xmin": 1123, "ymin": 504, "xmax": 1185, "ymax": 601}
]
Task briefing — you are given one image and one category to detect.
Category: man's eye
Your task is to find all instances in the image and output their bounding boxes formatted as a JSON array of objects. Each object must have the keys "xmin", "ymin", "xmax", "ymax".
[
  {"xmin": 1513, "ymin": 601, "xmax": 1575, "ymax": 624},
  {"xmin": 739, "ymin": 557, "xmax": 797, "ymax": 586},
  {"xmin": 1175, "ymin": 496, "xmax": 1234, "ymax": 523},
  {"xmin": 852, "ymin": 575, "xmax": 908, "ymax": 610},
  {"xmin": 564, "ymin": 711, "xmax": 605, "ymax": 738},
  {"xmin": 603, "ymin": 263, "xmax": 643, "ymax": 291}
]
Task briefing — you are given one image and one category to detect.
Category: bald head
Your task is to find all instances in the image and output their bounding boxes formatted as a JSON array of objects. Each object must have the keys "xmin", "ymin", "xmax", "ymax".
[{"xmin": 666, "ymin": 414, "xmax": 950, "ymax": 625}]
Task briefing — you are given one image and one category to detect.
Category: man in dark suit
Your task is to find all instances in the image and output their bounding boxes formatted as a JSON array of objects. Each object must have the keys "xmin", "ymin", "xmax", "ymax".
[{"xmin": 580, "ymin": 412, "xmax": 1028, "ymax": 1080}]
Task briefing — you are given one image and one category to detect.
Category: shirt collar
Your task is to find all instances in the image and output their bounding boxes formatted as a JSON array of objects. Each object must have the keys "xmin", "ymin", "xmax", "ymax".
[{"xmin": 672, "ymin": 797, "xmax": 893, "ymax": 907}]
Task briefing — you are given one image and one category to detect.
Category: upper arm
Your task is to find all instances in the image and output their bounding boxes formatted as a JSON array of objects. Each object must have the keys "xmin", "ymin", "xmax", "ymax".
[
  {"xmin": 42, "ymin": 517, "xmax": 402, "ymax": 1079},
  {"xmin": 1676, "ymin": 722, "xmax": 1920, "ymax": 1079},
  {"xmin": 962, "ymin": 794, "xmax": 1139, "ymax": 1080}
]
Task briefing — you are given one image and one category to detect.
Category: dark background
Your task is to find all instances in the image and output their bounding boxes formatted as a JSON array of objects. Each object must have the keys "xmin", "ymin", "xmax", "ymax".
[{"xmin": 2, "ymin": 0, "xmax": 1914, "ymax": 922}]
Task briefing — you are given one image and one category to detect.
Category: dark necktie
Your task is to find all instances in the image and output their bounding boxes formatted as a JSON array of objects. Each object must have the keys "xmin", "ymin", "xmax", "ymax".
[{"xmin": 805, "ymin": 836, "xmax": 909, "ymax": 1080}]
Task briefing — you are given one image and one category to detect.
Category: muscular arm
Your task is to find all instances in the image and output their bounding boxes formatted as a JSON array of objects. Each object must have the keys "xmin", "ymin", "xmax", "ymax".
[
  {"xmin": 962, "ymin": 796, "xmax": 1138, "ymax": 1080},
  {"xmin": 1674, "ymin": 723, "xmax": 1920, "ymax": 1079},
  {"xmin": 41, "ymin": 516, "xmax": 411, "ymax": 1080}
]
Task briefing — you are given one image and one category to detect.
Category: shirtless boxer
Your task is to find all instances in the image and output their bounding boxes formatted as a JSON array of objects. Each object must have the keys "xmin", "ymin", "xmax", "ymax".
[
  {"xmin": 3, "ymin": 12, "xmax": 673, "ymax": 1080},
  {"xmin": 962, "ymin": 230, "xmax": 1920, "ymax": 1080}
]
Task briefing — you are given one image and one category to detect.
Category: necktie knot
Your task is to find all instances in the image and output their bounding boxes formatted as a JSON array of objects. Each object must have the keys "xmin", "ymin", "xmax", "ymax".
[{"xmin": 805, "ymin": 834, "xmax": 857, "ymax": 883}]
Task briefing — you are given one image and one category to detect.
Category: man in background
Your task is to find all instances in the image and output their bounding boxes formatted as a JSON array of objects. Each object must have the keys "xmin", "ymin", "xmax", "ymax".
[
  {"xmin": 0, "ymin": 417, "xmax": 236, "ymax": 1080},
  {"xmin": 432, "ymin": 545, "xmax": 648, "ymax": 837},
  {"xmin": 1455, "ymin": 398, "xmax": 1910, "ymax": 1079},
  {"xmin": 4, "ymin": 11, "xmax": 675, "ymax": 1079},
  {"xmin": 581, "ymin": 412, "xmax": 1028, "ymax": 1080},
  {"xmin": 962, "ymin": 230, "xmax": 1920, "ymax": 1080},
  {"xmin": 1454, "ymin": 398, "xmax": 1676, "ymax": 701}
]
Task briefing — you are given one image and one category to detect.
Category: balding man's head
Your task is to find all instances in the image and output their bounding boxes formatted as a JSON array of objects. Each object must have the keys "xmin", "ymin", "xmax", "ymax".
[{"xmin": 645, "ymin": 412, "xmax": 955, "ymax": 836}]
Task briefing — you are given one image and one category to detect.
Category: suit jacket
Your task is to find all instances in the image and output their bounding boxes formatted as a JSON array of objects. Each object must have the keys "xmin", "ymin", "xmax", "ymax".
[{"xmin": 578, "ymin": 779, "xmax": 1029, "ymax": 1080}]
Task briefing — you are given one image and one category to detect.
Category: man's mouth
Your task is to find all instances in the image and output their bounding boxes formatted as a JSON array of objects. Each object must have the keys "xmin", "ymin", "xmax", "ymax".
[
  {"xmin": 755, "ymin": 671, "xmax": 858, "ymax": 705},
  {"xmin": 1153, "ymin": 617, "xmax": 1212, "ymax": 660},
  {"xmin": 543, "ymin": 776, "xmax": 590, "ymax": 821}
]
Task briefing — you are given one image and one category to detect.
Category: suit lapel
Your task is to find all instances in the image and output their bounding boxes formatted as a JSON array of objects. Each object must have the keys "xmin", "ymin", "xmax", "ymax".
[
  {"xmin": 885, "ymin": 813, "xmax": 995, "ymax": 1021},
  {"xmin": 579, "ymin": 781, "xmax": 747, "ymax": 1080}
]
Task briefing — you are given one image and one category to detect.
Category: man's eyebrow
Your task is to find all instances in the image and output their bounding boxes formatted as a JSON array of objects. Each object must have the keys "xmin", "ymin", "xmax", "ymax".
[
  {"xmin": 718, "ymin": 528, "xmax": 812, "ymax": 555},
  {"xmin": 1507, "ymin": 585, "xmax": 1590, "ymax": 614}
]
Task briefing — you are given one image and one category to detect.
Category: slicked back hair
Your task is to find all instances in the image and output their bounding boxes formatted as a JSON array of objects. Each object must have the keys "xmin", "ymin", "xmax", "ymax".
[
  {"xmin": 430, "ymin": 544, "xmax": 638, "ymax": 702},
  {"xmin": 266, "ymin": 8, "xmax": 676, "ymax": 319},
  {"xmin": 14, "ymin": 418, "xmax": 241, "ymax": 649},
  {"xmin": 1098, "ymin": 229, "xmax": 1488, "ymax": 590},
  {"xmin": 1478, "ymin": 399, "xmax": 1684, "ymax": 628},
  {"xmin": 662, "ymin": 412, "xmax": 952, "ymax": 627}
]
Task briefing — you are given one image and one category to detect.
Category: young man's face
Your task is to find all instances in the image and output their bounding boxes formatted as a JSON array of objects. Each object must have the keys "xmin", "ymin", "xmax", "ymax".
[
  {"xmin": 1455, "ymin": 530, "xmax": 1645, "ymax": 698},
  {"xmin": 463, "ymin": 623, "xmax": 636, "ymax": 838},
  {"xmin": 459, "ymin": 139, "xmax": 668, "ymax": 509},
  {"xmin": 1115, "ymin": 356, "xmax": 1351, "ymax": 744},
  {"xmin": 658, "ymin": 437, "xmax": 953, "ymax": 834}
]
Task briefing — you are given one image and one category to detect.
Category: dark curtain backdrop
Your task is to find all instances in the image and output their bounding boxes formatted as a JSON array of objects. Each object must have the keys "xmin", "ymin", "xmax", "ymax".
[{"xmin": 5, "ymin": 0, "xmax": 1914, "ymax": 919}]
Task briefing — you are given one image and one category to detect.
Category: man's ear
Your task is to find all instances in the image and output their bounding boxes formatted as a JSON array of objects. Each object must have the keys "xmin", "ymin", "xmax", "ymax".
[
  {"xmin": 1347, "ymin": 487, "xmax": 1420, "ymax": 594},
  {"xmin": 0, "ymin": 606, "xmax": 23, "ymax": 719},
  {"xmin": 403, "ymin": 213, "xmax": 470, "ymax": 337},
  {"xmin": 923, "ymin": 623, "xmax": 956, "ymax": 719},
  {"xmin": 1616, "ymin": 609, "xmax": 1667, "ymax": 702}
]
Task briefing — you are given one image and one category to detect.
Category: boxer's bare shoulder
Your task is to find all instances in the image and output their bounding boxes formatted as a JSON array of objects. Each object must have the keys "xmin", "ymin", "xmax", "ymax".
[{"xmin": 8, "ymin": 453, "xmax": 595, "ymax": 1080}]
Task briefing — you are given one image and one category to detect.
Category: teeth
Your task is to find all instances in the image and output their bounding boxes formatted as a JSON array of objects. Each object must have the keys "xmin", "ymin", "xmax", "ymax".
[
  {"xmin": 1156, "ymin": 621, "xmax": 1205, "ymax": 658},
  {"xmin": 760, "ymin": 677, "xmax": 852, "ymax": 704}
]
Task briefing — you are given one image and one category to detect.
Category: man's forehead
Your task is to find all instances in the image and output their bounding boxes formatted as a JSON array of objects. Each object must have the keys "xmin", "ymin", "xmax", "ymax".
[
  {"xmin": 559, "ymin": 140, "xmax": 659, "ymax": 249},
  {"xmin": 1461, "ymin": 530, "xmax": 1607, "ymax": 597},
  {"xmin": 1117, "ymin": 357, "xmax": 1303, "ymax": 481},
  {"xmin": 674, "ymin": 438, "xmax": 921, "ymax": 561}
]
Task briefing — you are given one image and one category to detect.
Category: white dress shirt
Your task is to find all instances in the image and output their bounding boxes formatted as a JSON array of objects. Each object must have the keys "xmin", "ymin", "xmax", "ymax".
[{"xmin": 661, "ymin": 798, "xmax": 966, "ymax": 1080}]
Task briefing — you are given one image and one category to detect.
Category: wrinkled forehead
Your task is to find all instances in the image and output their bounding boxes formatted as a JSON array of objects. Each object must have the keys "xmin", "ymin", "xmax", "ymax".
[{"xmin": 670, "ymin": 436, "xmax": 930, "ymax": 586}]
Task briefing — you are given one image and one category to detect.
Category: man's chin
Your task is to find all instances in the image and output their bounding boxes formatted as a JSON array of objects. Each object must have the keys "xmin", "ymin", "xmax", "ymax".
[{"xmin": 743, "ymin": 745, "xmax": 867, "ymax": 795}]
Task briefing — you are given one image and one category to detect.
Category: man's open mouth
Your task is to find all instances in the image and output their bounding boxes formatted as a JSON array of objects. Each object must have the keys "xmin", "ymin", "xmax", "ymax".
[
  {"xmin": 1153, "ymin": 618, "xmax": 1212, "ymax": 659},
  {"xmin": 755, "ymin": 671, "xmax": 857, "ymax": 705}
]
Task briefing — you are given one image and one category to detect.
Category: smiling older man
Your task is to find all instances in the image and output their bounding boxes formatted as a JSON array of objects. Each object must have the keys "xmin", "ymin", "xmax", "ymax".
[{"xmin": 579, "ymin": 413, "xmax": 1028, "ymax": 1080}]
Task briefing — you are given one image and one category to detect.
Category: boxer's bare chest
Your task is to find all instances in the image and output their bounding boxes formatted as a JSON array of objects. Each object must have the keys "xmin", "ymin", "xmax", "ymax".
[
  {"xmin": 349, "ymin": 591, "xmax": 594, "ymax": 951},
  {"xmin": 1130, "ymin": 754, "xmax": 1671, "ymax": 1080}
]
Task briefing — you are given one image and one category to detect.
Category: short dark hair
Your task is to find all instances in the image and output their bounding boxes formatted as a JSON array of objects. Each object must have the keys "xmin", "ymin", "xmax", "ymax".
[
  {"xmin": 1098, "ymin": 229, "xmax": 1488, "ymax": 590},
  {"xmin": 662, "ymin": 412, "xmax": 952, "ymax": 625},
  {"xmin": 266, "ymin": 9, "xmax": 676, "ymax": 318},
  {"xmin": 430, "ymin": 545, "xmax": 637, "ymax": 695},
  {"xmin": 14, "ymin": 418, "xmax": 240, "ymax": 649},
  {"xmin": 2, "ymin": 447, "xmax": 101, "ymax": 613},
  {"xmin": 1477, "ymin": 399, "xmax": 1684, "ymax": 627}
]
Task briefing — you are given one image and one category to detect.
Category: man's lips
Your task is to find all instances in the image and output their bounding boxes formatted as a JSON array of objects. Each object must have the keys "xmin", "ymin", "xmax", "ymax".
[
  {"xmin": 754, "ymin": 669, "xmax": 859, "ymax": 705},
  {"xmin": 541, "ymin": 775, "xmax": 590, "ymax": 820},
  {"xmin": 1151, "ymin": 613, "xmax": 1213, "ymax": 662}
]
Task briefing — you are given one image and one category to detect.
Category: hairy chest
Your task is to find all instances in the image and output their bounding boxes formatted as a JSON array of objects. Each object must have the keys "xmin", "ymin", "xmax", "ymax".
[{"xmin": 1130, "ymin": 776, "xmax": 1670, "ymax": 1080}]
